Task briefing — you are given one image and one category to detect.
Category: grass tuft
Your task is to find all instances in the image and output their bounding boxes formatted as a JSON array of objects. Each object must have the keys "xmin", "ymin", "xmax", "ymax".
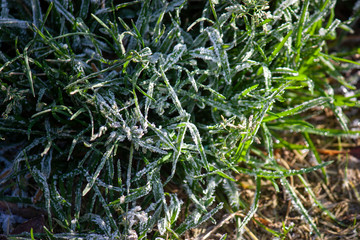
[{"xmin": 1, "ymin": 0, "xmax": 359, "ymax": 239}]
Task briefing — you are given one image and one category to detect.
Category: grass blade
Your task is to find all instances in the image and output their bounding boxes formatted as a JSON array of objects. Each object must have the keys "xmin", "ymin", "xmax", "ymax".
[{"xmin": 281, "ymin": 178, "xmax": 321, "ymax": 237}]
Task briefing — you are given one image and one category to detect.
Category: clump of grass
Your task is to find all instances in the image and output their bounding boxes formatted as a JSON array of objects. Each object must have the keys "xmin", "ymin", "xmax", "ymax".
[{"xmin": 0, "ymin": 0, "xmax": 359, "ymax": 239}]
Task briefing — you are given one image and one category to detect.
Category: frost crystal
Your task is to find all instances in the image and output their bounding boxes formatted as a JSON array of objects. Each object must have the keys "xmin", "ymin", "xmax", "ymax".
[{"xmin": 126, "ymin": 206, "xmax": 149, "ymax": 231}]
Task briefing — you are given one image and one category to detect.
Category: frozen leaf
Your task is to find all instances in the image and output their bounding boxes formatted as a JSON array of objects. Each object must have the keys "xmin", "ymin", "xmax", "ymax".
[{"xmin": 205, "ymin": 27, "xmax": 231, "ymax": 84}]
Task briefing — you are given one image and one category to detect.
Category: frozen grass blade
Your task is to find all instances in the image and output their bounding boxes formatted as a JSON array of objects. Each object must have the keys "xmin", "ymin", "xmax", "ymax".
[
  {"xmin": 159, "ymin": 66, "xmax": 186, "ymax": 116},
  {"xmin": 206, "ymin": 27, "xmax": 231, "ymax": 84},
  {"xmin": 297, "ymin": 175, "xmax": 345, "ymax": 226},
  {"xmin": 280, "ymin": 178, "xmax": 321, "ymax": 237},
  {"xmin": 0, "ymin": 18, "xmax": 28, "ymax": 28},
  {"xmin": 234, "ymin": 99, "xmax": 274, "ymax": 163},
  {"xmin": 175, "ymin": 202, "xmax": 223, "ymax": 236},
  {"xmin": 264, "ymin": 97, "xmax": 331, "ymax": 122},
  {"xmin": 23, "ymin": 45, "xmax": 35, "ymax": 97},
  {"xmin": 164, "ymin": 123, "xmax": 187, "ymax": 185},
  {"xmin": 82, "ymin": 145, "xmax": 114, "ymax": 196},
  {"xmin": 187, "ymin": 122, "xmax": 210, "ymax": 171},
  {"xmin": 1, "ymin": 0, "xmax": 359, "ymax": 238},
  {"xmin": 52, "ymin": 0, "xmax": 75, "ymax": 22},
  {"xmin": 268, "ymin": 29, "xmax": 293, "ymax": 64},
  {"xmin": 231, "ymin": 161, "xmax": 332, "ymax": 179},
  {"xmin": 163, "ymin": 43, "xmax": 186, "ymax": 72},
  {"xmin": 79, "ymin": 0, "xmax": 90, "ymax": 19},
  {"xmin": 236, "ymin": 177, "xmax": 261, "ymax": 238},
  {"xmin": 295, "ymin": 0, "xmax": 309, "ymax": 63},
  {"xmin": 31, "ymin": 0, "xmax": 42, "ymax": 29},
  {"xmin": 269, "ymin": 124, "xmax": 360, "ymax": 137},
  {"xmin": 303, "ymin": 132, "xmax": 328, "ymax": 183}
]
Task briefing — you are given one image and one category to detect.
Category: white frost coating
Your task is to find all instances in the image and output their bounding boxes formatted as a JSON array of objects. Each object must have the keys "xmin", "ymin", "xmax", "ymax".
[
  {"xmin": 159, "ymin": 67, "xmax": 186, "ymax": 116},
  {"xmin": 185, "ymin": 69, "xmax": 198, "ymax": 92},
  {"xmin": 187, "ymin": 122, "xmax": 208, "ymax": 170},
  {"xmin": 127, "ymin": 206, "xmax": 149, "ymax": 228},
  {"xmin": 189, "ymin": 47, "xmax": 218, "ymax": 61},
  {"xmin": 274, "ymin": 67, "xmax": 298, "ymax": 75},
  {"xmin": 145, "ymin": 81, "xmax": 154, "ymax": 121},
  {"xmin": 355, "ymin": 0, "xmax": 360, "ymax": 11},
  {"xmin": 90, "ymin": 125, "xmax": 108, "ymax": 141},
  {"xmin": 234, "ymin": 63, "xmax": 253, "ymax": 72},
  {"xmin": 83, "ymin": 213, "xmax": 111, "ymax": 235},
  {"xmin": 139, "ymin": 47, "xmax": 152, "ymax": 57},
  {"xmin": 206, "ymin": 27, "xmax": 231, "ymax": 84},
  {"xmin": 262, "ymin": 65, "xmax": 272, "ymax": 89},
  {"xmin": 325, "ymin": 87, "xmax": 334, "ymax": 96},
  {"xmin": 41, "ymin": 149, "xmax": 52, "ymax": 179},
  {"xmin": 167, "ymin": 194, "xmax": 183, "ymax": 224},
  {"xmin": 158, "ymin": 218, "xmax": 166, "ymax": 235},
  {"xmin": 242, "ymin": 49, "xmax": 254, "ymax": 62},
  {"xmin": 222, "ymin": 179, "xmax": 241, "ymax": 209},
  {"xmin": 136, "ymin": 139, "xmax": 168, "ymax": 154},
  {"xmin": 85, "ymin": 234, "xmax": 110, "ymax": 240},
  {"xmin": 225, "ymin": 4, "xmax": 245, "ymax": 13},
  {"xmin": 273, "ymin": 0, "xmax": 298, "ymax": 17},
  {"xmin": 0, "ymin": 18, "xmax": 29, "ymax": 28},
  {"xmin": 163, "ymin": 43, "xmax": 187, "ymax": 71},
  {"xmin": 1, "ymin": 0, "xmax": 9, "ymax": 18},
  {"xmin": 280, "ymin": 178, "xmax": 319, "ymax": 236},
  {"xmin": 192, "ymin": 211, "xmax": 202, "ymax": 225},
  {"xmin": 319, "ymin": 28, "xmax": 326, "ymax": 36},
  {"xmin": 75, "ymin": 60, "xmax": 85, "ymax": 76},
  {"xmin": 334, "ymin": 106, "xmax": 350, "ymax": 131}
]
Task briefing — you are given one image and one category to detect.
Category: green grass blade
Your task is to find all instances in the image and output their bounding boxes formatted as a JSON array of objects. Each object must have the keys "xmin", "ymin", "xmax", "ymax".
[
  {"xmin": 295, "ymin": 0, "xmax": 309, "ymax": 63},
  {"xmin": 82, "ymin": 145, "xmax": 115, "ymax": 196},
  {"xmin": 206, "ymin": 27, "xmax": 231, "ymax": 84},
  {"xmin": 304, "ymin": 132, "xmax": 328, "ymax": 183},
  {"xmin": 31, "ymin": 0, "xmax": 43, "ymax": 29},
  {"xmin": 264, "ymin": 97, "xmax": 330, "ymax": 122},
  {"xmin": 79, "ymin": 0, "xmax": 90, "ymax": 19},
  {"xmin": 280, "ymin": 178, "xmax": 321, "ymax": 237},
  {"xmin": 298, "ymin": 175, "xmax": 345, "ymax": 227},
  {"xmin": 267, "ymin": 29, "xmax": 293, "ymax": 64},
  {"xmin": 175, "ymin": 203, "xmax": 223, "ymax": 235},
  {"xmin": 23, "ymin": 46, "xmax": 35, "ymax": 97},
  {"xmin": 237, "ymin": 177, "xmax": 261, "ymax": 237}
]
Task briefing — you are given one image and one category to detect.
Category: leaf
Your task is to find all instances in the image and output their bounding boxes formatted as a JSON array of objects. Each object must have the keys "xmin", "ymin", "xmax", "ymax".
[
  {"xmin": 262, "ymin": 65, "xmax": 271, "ymax": 90},
  {"xmin": 295, "ymin": 0, "xmax": 309, "ymax": 63},
  {"xmin": 267, "ymin": 29, "xmax": 293, "ymax": 64},
  {"xmin": 0, "ymin": 18, "xmax": 29, "ymax": 28},
  {"xmin": 79, "ymin": 0, "xmax": 90, "ymax": 19},
  {"xmin": 303, "ymin": 132, "xmax": 328, "ymax": 183},
  {"xmin": 109, "ymin": 182, "xmax": 152, "ymax": 205},
  {"xmin": 237, "ymin": 177, "xmax": 261, "ymax": 235},
  {"xmin": 23, "ymin": 47, "xmax": 35, "ymax": 97},
  {"xmin": 82, "ymin": 145, "xmax": 114, "ymax": 196},
  {"xmin": 52, "ymin": 0, "xmax": 75, "ymax": 22},
  {"xmin": 168, "ymin": 194, "xmax": 183, "ymax": 225},
  {"xmin": 263, "ymin": 97, "xmax": 331, "ymax": 122},
  {"xmin": 206, "ymin": 27, "xmax": 231, "ymax": 84},
  {"xmin": 163, "ymin": 43, "xmax": 187, "ymax": 71},
  {"xmin": 232, "ymin": 161, "xmax": 332, "ymax": 179},
  {"xmin": 280, "ymin": 178, "xmax": 321, "ymax": 237},
  {"xmin": 31, "ymin": 0, "xmax": 43, "ymax": 28},
  {"xmin": 187, "ymin": 122, "xmax": 210, "ymax": 171},
  {"xmin": 159, "ymin": 66, "xmax": 186, "ymax": 116},
  {"xmin": 175, "ymin": 203, "xmax": 223, "ymax": 235}
]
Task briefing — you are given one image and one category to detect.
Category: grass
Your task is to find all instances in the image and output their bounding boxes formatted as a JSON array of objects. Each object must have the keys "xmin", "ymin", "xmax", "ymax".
[{"xmin": 0, "ymin": 0, "xmax": 360, "ymax": 239}]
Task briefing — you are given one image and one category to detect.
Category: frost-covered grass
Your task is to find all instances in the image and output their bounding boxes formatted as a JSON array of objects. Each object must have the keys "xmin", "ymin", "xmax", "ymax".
[{"xmin": 1, "ymin": 0, "xmax": 360, "ymax": 239}]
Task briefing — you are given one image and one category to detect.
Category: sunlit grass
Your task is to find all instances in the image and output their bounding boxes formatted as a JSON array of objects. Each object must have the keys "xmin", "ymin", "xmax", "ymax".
[{"xmin": 0, "ymin": 0, "xmax": 359, "ymax": 239}]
